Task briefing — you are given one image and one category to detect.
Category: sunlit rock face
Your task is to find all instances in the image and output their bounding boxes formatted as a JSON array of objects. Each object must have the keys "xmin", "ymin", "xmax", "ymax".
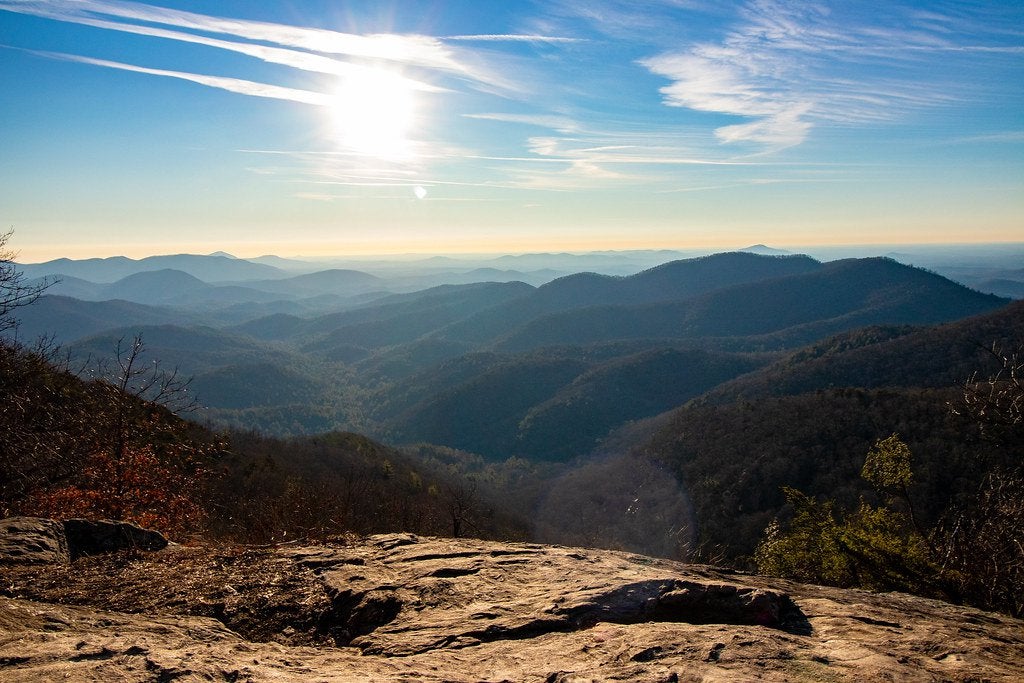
[
  {"xmin": 2, "ymin": 528, "xmax": 1023, "ymax": 681},
  {"xmin": 0, "ymin": 516, "xmax": 166, "ymax": 565}
]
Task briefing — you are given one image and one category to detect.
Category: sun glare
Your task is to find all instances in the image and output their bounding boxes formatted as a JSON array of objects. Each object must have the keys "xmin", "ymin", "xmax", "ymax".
[{"xmin": 330, "ymin": 67, "xmax": 418, "ymax": 161}]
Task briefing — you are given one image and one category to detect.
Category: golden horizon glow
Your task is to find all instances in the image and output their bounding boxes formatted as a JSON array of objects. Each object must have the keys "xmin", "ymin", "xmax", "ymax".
[{"xmin": 13, "ymin": 233, "xmax": 1024, "ymax": 264}]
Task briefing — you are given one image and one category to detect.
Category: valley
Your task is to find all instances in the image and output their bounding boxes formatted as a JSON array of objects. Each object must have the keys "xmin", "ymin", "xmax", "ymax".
[{"xmin": 4, "ymin": 244, "xmax": 1023, "ymax": 618}]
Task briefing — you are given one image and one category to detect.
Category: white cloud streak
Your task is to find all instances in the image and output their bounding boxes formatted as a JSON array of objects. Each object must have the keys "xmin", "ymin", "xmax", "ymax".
[
  {"xmin": 445, "ymin": 34, "xmax": 585, "ymax": 43},
  {"xmin": 1, "ymin": 0, "xmax": 454, "ymax": 66},
  {"xmin": 638, "ymin": 0, "xmax": 1024, "ymax": 149},
  {"xmin": 7, "ymin": 7, "xmax": 447, "ymax": 93},
  {"xmin": 33, "ymin": 49, "xmax": 333, "ymax": 106},
  {"xmin": 462, "ymin": 113, "xmax": 580, "ymax": 133},
  {"xmin": 0, "ymin": 0, "xmax": 509, "ymax": 90}
]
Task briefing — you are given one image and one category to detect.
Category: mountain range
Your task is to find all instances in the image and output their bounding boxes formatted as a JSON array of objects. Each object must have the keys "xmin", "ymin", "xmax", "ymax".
[
  {"xmin": 19, "ymin": 253, "xmax": 285, "ymax": 283},
  {"xmin": 7, "ymin": 249, "xmax": 1011, "ymax": 468},
  {"xmin": 5, "ymin": 245, "xmax": 1024, "ymax": 578}
]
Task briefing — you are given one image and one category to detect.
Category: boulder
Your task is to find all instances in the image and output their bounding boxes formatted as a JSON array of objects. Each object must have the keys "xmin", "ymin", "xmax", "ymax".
[
  {"xmin": 62, "ymin": 519, "xmax": 168, "ymax": 558},
  {"xmin": 0, "ymin": 517, "xmax": 69, "ymax": 565},
  {"xmin": 0, "ymin": 517, "xmax": 168, "ymax": 565}
]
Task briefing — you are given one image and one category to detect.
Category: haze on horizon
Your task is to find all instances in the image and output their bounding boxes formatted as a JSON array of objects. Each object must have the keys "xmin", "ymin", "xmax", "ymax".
[{"xmin": 1, "ymin": 0, "xmax": 1022, "ymax": 263}]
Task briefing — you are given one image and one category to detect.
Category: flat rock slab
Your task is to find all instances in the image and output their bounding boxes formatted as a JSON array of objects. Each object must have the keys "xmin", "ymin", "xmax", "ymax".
[
  {"xmin": 2, "ymin": 533, "xmax": 1023, "ymax": 681},
  {"xmin": 296, "ymin": 534, "xmax": 807, "ymax": 655}
]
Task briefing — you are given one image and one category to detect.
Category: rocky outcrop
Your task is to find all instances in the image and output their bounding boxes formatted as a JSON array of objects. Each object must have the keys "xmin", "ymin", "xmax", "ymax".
[
  {"xmin": 62, "ymin": 518, "xmax": 168, "ymax": 558},
  {"xmin": 2, "ymin": 530, "xmax": 1023, "ymax": 681},
  {"xmin": 0, "ymin": 516, "xmax": 167, "ymax": 565},
  {"xmin": 297, "ymin": 535, "xmax": 808, "ymax": 655},
  {"xmin": 0, "ymin": 517, "xmax": 69, "ymax": 564}
]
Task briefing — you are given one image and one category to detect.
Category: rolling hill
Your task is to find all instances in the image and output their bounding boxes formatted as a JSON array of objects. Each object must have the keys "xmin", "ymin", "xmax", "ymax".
[
  {"xmin": 32, "ymin": 268, "xmax": 384, "ymax": 310},
  {"xmin": 3, "ymin": 295, "xmax": 200, "ymax": 344},
  {"xmin": 227, "ymin": 269, "xmax": 385, "ymax": 298},
  {"xmin": 235, "ymin": 281, "xmax": 534, "ymax": 351},
  {"xmin": 492, "ymin": 258, "xmax": 1008, "ymax": 352},
  {"xmin": 101, "ymin": 269, "xmax": 210, "ymax": 303},
  {"xmin": 388, "ymin": 354, "xmax": 591, "ymax": 457},
  {"xmin": 18, "ymin": 253, "xmax": 285, "ymax": 283},
  {"xmin": 432, "ymin": 252, "xmax": 822, "ymax": 346},
  {"xmin": 697, "ymin": 300, "xmax": 1024, "ymax": 405},
  {"xmin": 513, "ymin": 348, "xmax": 765, "ymax": 460},
  {"xmin": 577, "ymin": 298, "xmax": 1024, "ymax": 562},
  {"xmin": 11, "ymin": 251, "xmax": 1014, "ymax": 469},
  {"xmin": 68, "ymin": 324, "xmax": 308, "ymax": 376},
  {"xmin": 635, "ymin": 387, "xmax": 985, "ymax": 559}
]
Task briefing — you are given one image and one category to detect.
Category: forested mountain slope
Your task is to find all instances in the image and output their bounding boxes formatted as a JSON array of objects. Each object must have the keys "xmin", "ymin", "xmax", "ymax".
[
  {"xmin": 599, "ymin": 300, "xmax": 1024, "ymax": 564},
  {"xmin": 431, "ymin": 252, "xmax": 821, "ymax": 345},
  {"xmin": 386, "ymin": 346, "xmax": 766, "ymax": 461},
  {"xmin": 492, "ymin": 258, "xmax": 1008, "ymax": 352},
  {"xmin": 0, "ymin": 338, "xmax": 522, "ymax": 542},
  {"xmin": 10, "ymin": 253, "xmax": 1011, "ymax": 467},
  {"xmin": 699, "ymin": 300, "xmax": 1024, "ymax": 404},
  {"xmin": 634, "ymin": 388, "xmax": 980, "ymax": 559},
  {"xmin": 7, "ymin": 295, "xmax": 200, "ymax": 343}
]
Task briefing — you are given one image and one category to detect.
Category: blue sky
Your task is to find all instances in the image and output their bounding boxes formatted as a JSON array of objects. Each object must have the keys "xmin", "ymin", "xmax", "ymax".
[{"xmin": 1, "ymin": 0, "xmax": 1022, "ymax": 260}]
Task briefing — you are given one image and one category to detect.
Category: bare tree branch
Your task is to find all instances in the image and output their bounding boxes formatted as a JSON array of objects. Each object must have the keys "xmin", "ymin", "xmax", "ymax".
[{"xmin": 0, "ymin": 229, "xmax": 51, "ymax": 334}]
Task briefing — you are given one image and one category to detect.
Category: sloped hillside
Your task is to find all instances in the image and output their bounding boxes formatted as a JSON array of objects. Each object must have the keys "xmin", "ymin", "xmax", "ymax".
[
  {"xmin": 699, "ymin": 299, "xmax": 1024, "ymax": 404},
  {"xmin": 0, "ymin": 338, "xmax": 523, "ymax": 543},
  {"xmin": 6, "ymin": 295, "xmax": 199, "ymax": 344},
  {"xmin": 514, "ymin": 348, "xmax": 762, "ymax": 460},
  {"xmin": 493, "ymin": 258, "xmax": 1008, "ymax": 352},
  {"xmin": 431, "ymin": 252, "xmax": 821, "ymax": 345}
]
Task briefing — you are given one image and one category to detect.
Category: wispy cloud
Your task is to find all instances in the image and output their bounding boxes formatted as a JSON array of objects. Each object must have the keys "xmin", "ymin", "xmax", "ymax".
[
  {"xmin": 548, "ymin": 0, "xmax": 711, "ymax": 43},
  {"xmin": 0, "ymin": 0, "xmax": 509, "ymax": 90},
  {"xmin": 637, "ymin": 0, "xmax": 1023, "ymax": 149},
  {"xmin": 659, "ymin": 175, "xmax": 849, "ymax": 194},
  {"xmin": 463, "ymin": 113, "xmax": 580, "ymax": 133},
  {"xmin": 470, "ymin": 130, "xmax": 770, "ymax": 191},
  {"xmin": 944, "ymin": 130, "xmax": 1024, "ymax": 145},
  {"xmin": 640, "ymin": 48, "xmax": 814, "ymax": 148},
  {"xmin": 33, "ymin": 49, "xmax": 333, "ymax": 106},
  {"xmin": 0, "ymin": 1, "xmax": 464, "ymax": 70},
  {"xmin": 518, "ymin": 133, "xmax": 763, "ymax": 166},
  {"xmin": 0, "ymin": 0, "xmax": 535, "ymax": 185},
  {"xmin": 12, "ymin": 12, "xmax": 447, "ymax": 93},
  {"xmin": 445, "ymin": 34, "xmax": 585, "ymax": 44}
]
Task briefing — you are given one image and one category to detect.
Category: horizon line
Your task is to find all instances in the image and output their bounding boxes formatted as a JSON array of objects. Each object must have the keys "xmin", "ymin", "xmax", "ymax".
[{"xmin": 14, "ymin": 240, "xmax": 1024, "ymax": 265}]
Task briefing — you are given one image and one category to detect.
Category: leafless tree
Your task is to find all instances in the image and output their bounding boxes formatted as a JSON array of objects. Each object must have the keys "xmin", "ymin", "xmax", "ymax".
[
  {"xmin": 0, "ymin": 229, "xmax": 50, "ymax": 334},
  {"xmin": 445, "ymin": 481, "xmax": 481, "ymax": 538},
  {"xmin": 103, "ymin": 335, "xmax": 198, "ymax": 413},
  {"xmin": 939, "ymin": 341, "xmax": 1024, "ymax": 615},
  {"xmin": 953, "ymin": 342, "xmax": 1023, "ymax": 456}
]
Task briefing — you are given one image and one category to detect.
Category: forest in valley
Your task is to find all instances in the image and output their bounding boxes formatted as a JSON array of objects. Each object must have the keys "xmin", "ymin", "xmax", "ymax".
[{"xmin": 2, "ymin": 234, "xmax": 1022, "ymax": 617}]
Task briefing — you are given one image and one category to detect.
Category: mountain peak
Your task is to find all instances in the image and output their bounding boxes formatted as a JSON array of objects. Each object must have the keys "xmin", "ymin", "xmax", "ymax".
[{"xmin": 739, "ymin": 244, "xmax": 790, "ymax": 255}]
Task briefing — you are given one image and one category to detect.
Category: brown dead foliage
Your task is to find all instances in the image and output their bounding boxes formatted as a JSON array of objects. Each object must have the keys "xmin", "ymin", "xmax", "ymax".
[{"xmin": 0, "ymin": 540, "xmax": 355, "ymax": 646}]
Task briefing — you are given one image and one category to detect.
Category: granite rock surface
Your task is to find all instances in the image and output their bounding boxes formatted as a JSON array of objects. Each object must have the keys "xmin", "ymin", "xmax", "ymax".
[{"xmin": 2, "ymin": 530, "xmax": 1023, "ymax": 681}]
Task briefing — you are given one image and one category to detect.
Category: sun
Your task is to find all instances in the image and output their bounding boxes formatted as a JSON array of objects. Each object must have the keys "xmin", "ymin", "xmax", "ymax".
[{"xmin": 329, "ymin": 66, "xmax": 418, "ymax": 161}]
